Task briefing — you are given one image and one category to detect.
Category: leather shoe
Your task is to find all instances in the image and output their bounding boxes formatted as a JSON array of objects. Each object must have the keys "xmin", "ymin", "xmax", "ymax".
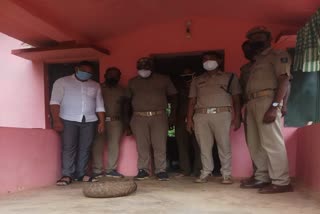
[
  {"xmin": 259, "ymin": 184, "xmax": 294, "ymax": 194},
  {"xmin": 240, "ymin": 179, "xmax": 270, "ymax": 189},
  {"xmin": 240, "ymin": 176, "xmax": 255, "ymax": 184}
]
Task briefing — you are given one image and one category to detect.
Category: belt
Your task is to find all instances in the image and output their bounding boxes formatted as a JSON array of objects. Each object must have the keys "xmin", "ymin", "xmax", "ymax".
[
  {"xmin": 195, "ymin": 106, "xmax": 232, "ymax": 114},
  {"xmin": 246, "ymin": 89, "xmax": 275, "ymax": 101},
  {"xmin": 105, "ymin": 116, "xmax": 120, "ymax": 122},
  {"xmin": 134, "ymin": 110, "xmax": 165, "ymax": 117}
]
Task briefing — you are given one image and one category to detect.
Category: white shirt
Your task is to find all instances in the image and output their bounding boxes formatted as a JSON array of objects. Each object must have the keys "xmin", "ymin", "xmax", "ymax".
[{"xmin": 50, "ymin": 75, "xmax": 105, "ymax": 122}]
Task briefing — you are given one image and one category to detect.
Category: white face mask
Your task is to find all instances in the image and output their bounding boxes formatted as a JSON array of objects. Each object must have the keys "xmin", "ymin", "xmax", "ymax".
[
  {"xmin": 203, "ymin": 60, "xmax": 219, "ymax": 71},
  {"xmin": 138, "ymin": 69, "xmax": 152, "ymax": 78}
]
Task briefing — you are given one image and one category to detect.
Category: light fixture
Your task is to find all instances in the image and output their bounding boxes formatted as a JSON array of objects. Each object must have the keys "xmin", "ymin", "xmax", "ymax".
[{"xmin": 186, "ymin": 20, "xmax": 192, "ymax": 39}]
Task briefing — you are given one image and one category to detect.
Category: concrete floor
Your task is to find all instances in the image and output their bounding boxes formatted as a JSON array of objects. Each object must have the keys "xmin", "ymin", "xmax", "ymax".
[{"xmin": 0, "ymin": 176, "xmax": 319, "ymax": 214}]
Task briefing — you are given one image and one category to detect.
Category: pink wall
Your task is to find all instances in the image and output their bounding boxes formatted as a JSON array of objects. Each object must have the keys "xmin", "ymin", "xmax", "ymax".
[
  {"xmin": 0, "ymin": 33, "xmax": 45, "ymax": 129},
  {"xmin": 98, "ymin": 17, "xmax": 298, "ymax": 177},
  {"xmin": 0, "ymin": 33, "xmax": 57, "ymax": 195},
  {"xmin": 296, "ymin": 124, "xmax": 320, "ymax": 191},
  {"xmin": 0, "ymin": 127, "xmax": 60, "ymax": 195},
  {"xmin": 111, "ymin": 136, "xmax": 138, "ymax": 176}
]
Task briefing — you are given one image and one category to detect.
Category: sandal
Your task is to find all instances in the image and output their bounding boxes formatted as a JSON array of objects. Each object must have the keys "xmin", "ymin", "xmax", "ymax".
[
  {"xmin": 77, "ymin": 175, "xmax": 99, "ymax": 183},
  {"xmin": 56, "ymin": 176, "xmax": 73, "ymax": 186}
]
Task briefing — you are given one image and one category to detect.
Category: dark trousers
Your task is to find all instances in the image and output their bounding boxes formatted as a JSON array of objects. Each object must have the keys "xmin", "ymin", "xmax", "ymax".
[
  {"xmin": 176, "ymin": 116, "xmax": 202, "ymax": 175},
  {"xmin": 61, "ymin": 119, "xmax": 97, "ymax": 178}
]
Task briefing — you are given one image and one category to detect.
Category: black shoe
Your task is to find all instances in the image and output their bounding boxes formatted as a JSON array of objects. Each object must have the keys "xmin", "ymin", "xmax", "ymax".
[
  {"xmin": 134, "ymin": 169, "xmax": 149, "ymax": 180},
  {"xmin": 259, "ymin": 184, "xmax": 294, "ymax": 194},
  {"xmin": 105, "ymin": 170, "xmax": 124, "ymax": 178},
  {"xmin": 240, "ymin": 179, "xmax": 271, "ymax": 189},
  {"xmin": 156, "ymin": 172, "xmax": 170, "ymax": 181},
  {"xmin": 240, "ymin": 176, "xmax": 255, "ymax": 184},
  {"xmin": 92, "ymin": 172, "xmax": 105, "ymax": 178}
]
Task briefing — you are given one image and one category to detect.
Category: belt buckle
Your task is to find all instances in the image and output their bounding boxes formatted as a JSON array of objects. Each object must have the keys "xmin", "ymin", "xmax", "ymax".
[
  {"xmin": 105, "ymin": 117, "xmax": 111, "ymax": 122},
  {"xmin": 146, "ymin": 112, "xmax": 153, "ymax": 116},
  {"xmin": 207, "ymin": 108, "xmax": 217, "ymax": 114}
]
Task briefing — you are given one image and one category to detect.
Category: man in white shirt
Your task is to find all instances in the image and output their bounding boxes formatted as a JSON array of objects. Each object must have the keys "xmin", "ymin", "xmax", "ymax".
[{"xmin": 50, "ymin": 61, "xmax": 105, "ymax": 186}]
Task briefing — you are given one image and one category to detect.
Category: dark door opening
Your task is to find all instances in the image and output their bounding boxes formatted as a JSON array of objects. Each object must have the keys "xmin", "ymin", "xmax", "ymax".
[
  {"xmin": 152, "ymin": 51, "xmax": 223, "ymax": 176},
  {"xmin": 46, "ymin": 61, "xmax": 100, "ymax": 128}
]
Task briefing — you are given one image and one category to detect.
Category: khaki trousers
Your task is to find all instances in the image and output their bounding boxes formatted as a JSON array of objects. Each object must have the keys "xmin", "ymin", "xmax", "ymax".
[
  {"xmin": 246, "ymin": 96, "xmax": 290, "ymax": 185},
  {"xmin": 194, "ymin": 112, "xmax": 232, "ymax": 177},
  {"xmin": 92, "ymin": 120, "xmax": 123, "ymax": 173},
  {"xmin": 244, "ymin": 108, "xmax": 257, "ymax": 174},
  {"xmin": 130, "ymin": 114, "xmax": 168, "ymax": 174}
]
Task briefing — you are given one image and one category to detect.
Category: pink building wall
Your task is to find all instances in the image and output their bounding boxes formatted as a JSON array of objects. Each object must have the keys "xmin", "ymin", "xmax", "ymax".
[
  {"xmin": 0, "ymin": 33, "xmax": 46, "ymax": 129},
  {"xmin": 0, "ymin": 18, "xmax": 301, "ymax": 195},
  {"xmin": 0, "ymin": 128, "xmax": 60, "ymax": 195},
  {"xmin": 0, "ymin": 33, "xmax": 60, "ymax": 195}
]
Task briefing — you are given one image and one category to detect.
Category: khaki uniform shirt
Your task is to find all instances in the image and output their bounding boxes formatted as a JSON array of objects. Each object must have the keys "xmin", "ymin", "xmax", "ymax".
[
  {"xmin": 246, "ymin": 48, "xmax": 292, "ymax": 95},
  {"xmin": 189, "ymin": 71, "xmax": 242, "ymax": 109},
  {"xmin": 127, "ymin": 73, "xmax": 177, "ymax": 112},
  {"xmin": 101, "ymin": 84, "xmax": 126, "ymax": 117}
]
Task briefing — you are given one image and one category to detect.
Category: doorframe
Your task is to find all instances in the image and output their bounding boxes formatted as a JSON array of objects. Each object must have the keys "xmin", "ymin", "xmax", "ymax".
[{"xmin": 150, "ymin": 49, "xmax": 225, "ymax": 72}]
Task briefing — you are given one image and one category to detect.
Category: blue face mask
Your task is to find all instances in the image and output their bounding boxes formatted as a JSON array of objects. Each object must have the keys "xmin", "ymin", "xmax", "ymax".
[{"xmin": 76, "ymin": 70, "xmax": 92, "ymax": 81}]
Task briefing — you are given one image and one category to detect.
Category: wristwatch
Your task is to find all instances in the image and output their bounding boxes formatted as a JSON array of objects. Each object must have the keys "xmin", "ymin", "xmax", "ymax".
[{"xmin": 272, "ymin": 102, "xmax": 280, "ymax": 107}]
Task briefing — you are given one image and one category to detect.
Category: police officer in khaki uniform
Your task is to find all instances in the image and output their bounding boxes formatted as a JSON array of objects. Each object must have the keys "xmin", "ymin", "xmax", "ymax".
[
  {"xmin": 187, "ymin": 51, "xmax": 242, "ymax": 184},
  {"xmin": 175, "ymin": 68, "xmax": 202, "ymax": 177},
  {"xmin": 92, "ymin": 67, "xmax": 126, "ymax": 178},
  {"xmin": 127, "ymin": 57, "xmax": 177, "ymax": 181},
  {"xmin": 240, "ymin": 40, "xmax": 257, "ymax": 184},
  {"xmin": 240, "ymin": 26, "xmax": 293, "ymax": 194}
]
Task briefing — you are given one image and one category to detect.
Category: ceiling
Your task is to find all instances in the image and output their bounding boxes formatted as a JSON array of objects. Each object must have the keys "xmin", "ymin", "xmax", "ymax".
[{"xmin": 0, "ymin": 0, "xmax": 319, "ymax": 46}]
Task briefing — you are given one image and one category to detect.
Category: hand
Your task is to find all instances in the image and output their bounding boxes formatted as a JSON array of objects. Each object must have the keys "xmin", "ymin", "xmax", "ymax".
[
  {"xmin": 53, "ymin": 119, "xmax": 64, "ymax": 132},
  {"xmin": 263, "ymin": 106, "xmax": 278, "ymax": 124},
  {"xmin": 281, "ymin": 105, "xmax": 287, "ymax": 117},
  {"xmin": 186, "ymin": 119, "xmax": 194, "ymax": 134},
  {"xmin": 97, "ymin": 122, "xmax": 105, "ymax": 134},
  {"xmin": 232, "ymin": 117, "xmax": 241, "ymax": 131}
]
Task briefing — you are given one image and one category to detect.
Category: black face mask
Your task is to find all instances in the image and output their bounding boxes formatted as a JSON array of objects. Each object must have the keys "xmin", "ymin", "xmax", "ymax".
[
  {"xmin": 105, "ymin": 78, "xmax": 119, "ymax": 86},
  {"xmin": 244, "ymin": 51, "xmax": 255, "ymax": 61},
  {"xmin": 250, "ymin": 41, "xmax": 267, "ymax": 51}
]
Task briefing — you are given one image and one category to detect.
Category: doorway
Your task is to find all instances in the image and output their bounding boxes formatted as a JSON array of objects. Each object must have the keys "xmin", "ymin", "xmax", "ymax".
[{"xmin": 152, "ymin": 50, "xmax": 223, "ymax": 176}]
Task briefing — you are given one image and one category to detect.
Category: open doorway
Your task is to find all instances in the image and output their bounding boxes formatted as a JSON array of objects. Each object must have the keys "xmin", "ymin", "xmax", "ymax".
[
  {"xmin": 46, "ymin": 61, "xmax": 100, "ymax": 128},
  {"xmin": 152, "ymin": 50, "xmax": 223, "ymax": 176}
]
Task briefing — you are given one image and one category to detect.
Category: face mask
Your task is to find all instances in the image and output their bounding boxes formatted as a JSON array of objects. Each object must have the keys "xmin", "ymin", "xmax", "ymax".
[
  {"xmin": 138, "ymin": 69, "xmax": 152, "ymax": 78},
  {"xmin": 75, "ymin": 70, "xmax": 92, "ymax": 81},
  {"xmin": 250, "ymin": 41, "xmax": 266, "ymax": 51},
  {"xmin": 244, "ymin": 51, "xmax": 255, "ymax": 61},
  {"xmin": 106, "ymin": 77, "xmax": 119, "ymax": 86},
  {"xmin": 203, "ymin": 60, "xmax": 218, "ymax": 71}
]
